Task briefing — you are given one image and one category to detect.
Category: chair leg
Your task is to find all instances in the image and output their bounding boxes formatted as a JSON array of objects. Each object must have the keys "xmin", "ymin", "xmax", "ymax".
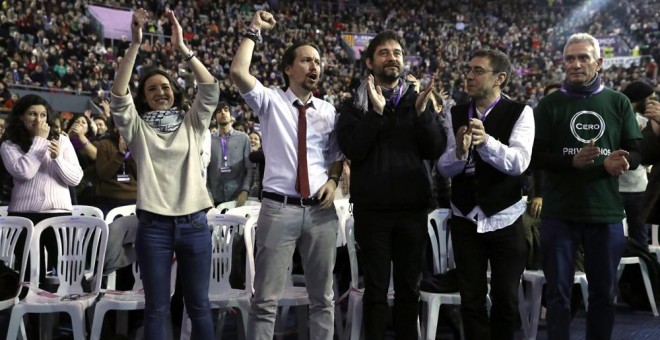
[
  {"xmin": 90, "ymin": 304, "xmax": 109, "ymax": 340},
  {"xmin": 423, "ymin": 297, "xmax": 442, "ymax": 340},
  {"xmin": 68, "ymin": 309, "xmax": 86, "ymax": 340},
  {"xmin": 180, "ymin": 306, "xmax": 192, "ymax": 340},
  {"xmin": 6, "ymin": 307, "xmax": 26, "ymax": 340},
  {"xmin": 638, "ymin": 261, "xmax": 659, "ymax": 316},
  {"xmin": 527, "ymin": 279, "xmax": 544, "ymax": 340}
]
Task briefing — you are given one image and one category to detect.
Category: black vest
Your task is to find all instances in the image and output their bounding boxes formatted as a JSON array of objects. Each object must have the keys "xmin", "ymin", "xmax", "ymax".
[{"xmin": 451, "ymin": 97, "xmax": 526, "ymax": 217}]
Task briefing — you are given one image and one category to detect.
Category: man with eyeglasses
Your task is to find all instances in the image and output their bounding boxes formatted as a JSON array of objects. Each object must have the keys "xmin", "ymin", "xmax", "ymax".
[
  {"xmin": 336, "ymin": 30, "xmax": 445, "ymax": 339},
  {"xmin": 531, "ymin": 33, "xmax": 642, "ymax": 340},
  {"xmin": 437, "ymin": 49, "xmax": 534, "ymax": 340}
]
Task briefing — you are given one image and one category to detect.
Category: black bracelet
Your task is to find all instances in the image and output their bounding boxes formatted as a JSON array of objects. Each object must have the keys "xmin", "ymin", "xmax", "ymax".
[
  {"xmin": 244, "ymin": 28, "xmax": 262, "ymax": 43},
  {"xmin": 183, "ymin": 51, "xmax": 195, "ymax": 61},
  {"xmin": 243, "ymin": 33, "xmax": 258, "ymax": 44},
  {"xmin": 329, "ymin": 176, "xmax": 340, "ymax": 186}
]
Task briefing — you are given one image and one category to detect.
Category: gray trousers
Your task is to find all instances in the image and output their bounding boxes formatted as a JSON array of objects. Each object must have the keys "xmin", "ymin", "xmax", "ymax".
[{"xmin": 247, "ymin": 197, "xmax": 339, "ymax": 340}]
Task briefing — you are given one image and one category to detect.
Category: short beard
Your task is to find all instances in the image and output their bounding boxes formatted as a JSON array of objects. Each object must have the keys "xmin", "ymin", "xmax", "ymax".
[
  {"xmin": 382, "ymin": 69, "xmax": 401, "ymax": 84},
  {"xmin": 301, "ymin": 80, "xmax": 318, "ymax": 92}
]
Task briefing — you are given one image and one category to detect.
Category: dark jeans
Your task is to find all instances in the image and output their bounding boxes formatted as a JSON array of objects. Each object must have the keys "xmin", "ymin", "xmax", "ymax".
[
  {"xmin": 540, "ymin": 219, "xmax": 625, "ymax": 340},
  {"xmin": 451, "ymin": 216, "xmax": 527, "ymax": 340},
  {"xmin": 135, "ymin": 209, "xmax": 213, "ymax": 340},
  {"xmin": 353, "ymin": 208, "xmax": 427, "ymax": 340},
  {"xmin": 621, "ymin": 192, "xmax": 648, "ymax": 248}
]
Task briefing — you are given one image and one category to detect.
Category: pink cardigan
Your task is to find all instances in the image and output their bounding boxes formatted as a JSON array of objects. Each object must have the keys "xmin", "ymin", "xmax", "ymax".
[{"xmin": 0, "ymin": 135, "xmax": 83, "ymax": 212}]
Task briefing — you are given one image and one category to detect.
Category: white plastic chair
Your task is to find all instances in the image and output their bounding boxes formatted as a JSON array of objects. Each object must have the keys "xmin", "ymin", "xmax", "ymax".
[
  {"xmin": 244, "ymin": 216, "xmax": 310, "ymax": 340},
  {"xmin": 72, "ymin": 205, "xmax": 105, "ymax": 220},
  {"xmin": 0, "ymin": 216, "xmax": 33, "ymax": 339},
  {"xmin": 418, "ymin": 208, "xmax": 463, "ymax": 340},
  {"xmin": 103, "ymin": 205, "xmax": 137, "ymax": 290},
  {"xmin": 519, "ymin": 270, "xmax": 589, "ymax": 339},
  {"xmin": 334, "ymin": 198, "xmax": 351, "ymax": 247},
  {"xmin": 650, "ymin": 224, "xmax": 660, "ymax": 265},
  {"xmin": 224, "ymin": 204, "xmax": 262, "ymax": 220},
  {"xmin": 0, "ymin": 205, "xmax": 8, "ymax": 217},
  {"xmin": 7, "ymin": 216, "xmax": 109, "ymax": 340},
  {"xmin": 104, "ymin": 204, "xmax": 137, "ymax": 223},
  {"xmin": 342, "ymin": 217, "xmax": 395, "ymax": 340},
  {"xmin": 617, "ymin": 218, "xmax": 658, "ymax": 317},
  {"xmin": 180, "ymin": 213, "xmax": 253, "ymax": 340},
  {"xmin": 91, "ymin": 251, "xmax": 177, "ymax": 340},
  {"xmin": 217, "ymin": 201, "xmax": 238, "ymax": 214}
]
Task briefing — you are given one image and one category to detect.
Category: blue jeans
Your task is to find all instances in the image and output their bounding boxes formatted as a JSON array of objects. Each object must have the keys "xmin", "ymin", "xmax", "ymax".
[
  {"xmin": 136, "ymin": 209, "xmax": 213, "ymax": 339},
  {"xmin": 247, "ymin": 198, "xmax": 338, "ymax": 340},
  {"xmin": 541, "ymin": 219, "xmax": 625, "ymax": 340}
]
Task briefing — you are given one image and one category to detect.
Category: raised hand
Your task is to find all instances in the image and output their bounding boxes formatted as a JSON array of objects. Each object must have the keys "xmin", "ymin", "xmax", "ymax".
[
  {"xmin": 572, "ymin": 140, "xmax": 600, "ymax": 168},
  {"xmin": 131, "ymin": 8, "xmax": 149, "ymax": 44},
  {"xmin": 164, "ymin": 10, "xmax": 185, "ymax": 51},
  {"xmin": 455, "ymin": 125, "xmax": 472, "ymax": 159},
  {"xmin": 251, "ymin": 11, "xmax": 276, "ymax": 31},
  {"xmin": 48, "ymin": 139, "xmax": 60, "ymax": 159},
  {"xmin": 644, "ymin": 99, "xmax": 660, "ymax": 124},
  {"xmin": 366, "ymin": 75, "xmax": 386, "ymax": 114},
  {"xmin": 415, "ymin": 73, "xmax": 437, "ymax": 115},
  {"xmin": 603, "ymin": 149, "xmax": 630, "ymax": 176},
  {"xmin": 469, "ymin": 118, "xmax": 488, "ymax": 146},
  {"xmin": 35, "ymin": 121, "xmax": 50, "ymax": 139}
]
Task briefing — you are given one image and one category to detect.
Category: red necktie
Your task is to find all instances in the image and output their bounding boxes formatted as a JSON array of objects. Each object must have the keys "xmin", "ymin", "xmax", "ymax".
[{"xmin": 295, "ymin": 101, "xmax": 311, "ymax": 198}]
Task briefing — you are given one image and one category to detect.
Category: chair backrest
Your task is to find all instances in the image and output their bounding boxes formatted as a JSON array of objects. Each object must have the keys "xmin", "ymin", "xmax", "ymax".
[
  {"xmin": 428, "ymin": 208, "xmax": 452, "ymax": 274},
  {"xmin": 105, "ymin": 204, "xmax": 137, "ymax": 223},
  {"xmin": 653, "ymin": 225, "xmax": 659, "ymax": 247},
  {"xmin": 31, "ymin": 216, "xmax": 109, "ymax": 296},
  {"xmin": 0, "ymin": 217, "xmax": 33, "ymax": 292},
  {"xmin": 216, "ymin": 201, "xmax": 237, "ymax": 214},
  {"xmin": 225, "ymin": 205, "xmax": 262, "ymax": 219},
  {"xmin": 72, "ymin": 205, "xmax": 105, "ymax": 220},
  {"xmin": 0, "ymin": 206, "xmax": 8, "ymax": 217},
  {"xmin": 242, "ymin": 216, "xmax": 259, "ymax": 294},
  {"xmin": 207, "ymin": 212, "xmax": 248, "ymax": 293},
  {"xmin": 344, "ymin": 217, "xmax": 360, "ymax": 290}
]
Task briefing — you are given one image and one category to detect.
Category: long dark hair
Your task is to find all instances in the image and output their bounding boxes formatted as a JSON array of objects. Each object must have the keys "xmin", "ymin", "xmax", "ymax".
[
  {"xmin": 63, "ymin": 112, "xmax": 95, "ymax": 140},
  {"xmin": 134, "ymin": 69, "xmax": 184, "ymax": 116},
  {"xmin": 1, "ymin": 94, "xmax": 58, "ymax": 153}
]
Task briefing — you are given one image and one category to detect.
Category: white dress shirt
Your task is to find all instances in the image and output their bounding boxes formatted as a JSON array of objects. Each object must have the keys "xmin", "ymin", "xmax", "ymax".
[
  {"xmin": 437, "ymin": 103, "xmax": 535, "ymax": 233},
  {"xmin": 241, "ymin": 80, "xmax": 342, "ymax": 197}
]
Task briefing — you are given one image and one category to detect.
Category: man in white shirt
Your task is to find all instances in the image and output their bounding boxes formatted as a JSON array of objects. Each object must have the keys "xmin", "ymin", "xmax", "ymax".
[
  {"xmin": 229, "ymin": 10, "xmax": 343, "ymax": 340},
  {"xmin": 437, "ymin": 49, "xmax": 534, "ymax": 340}
]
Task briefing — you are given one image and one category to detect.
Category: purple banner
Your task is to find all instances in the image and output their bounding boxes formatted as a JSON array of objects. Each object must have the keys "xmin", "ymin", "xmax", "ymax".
[{"xmin": 88, "ymin": 6, "xmax": 133, "ymax": 40}]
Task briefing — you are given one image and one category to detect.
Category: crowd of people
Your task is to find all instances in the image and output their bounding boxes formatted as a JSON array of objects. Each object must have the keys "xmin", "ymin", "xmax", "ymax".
[
  {"xmin": 0, "ymin": 1, "xmax": 659, "ymax": 340},
  {"xmin": 1, "ymin": 0, "xmax": 659, "ymax": 123}
]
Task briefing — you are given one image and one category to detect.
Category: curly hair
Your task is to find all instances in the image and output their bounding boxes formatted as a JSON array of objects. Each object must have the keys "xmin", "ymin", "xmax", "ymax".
[{"xmin": 1, "ymin": 94, "xmax": 58, "ymax": 153}]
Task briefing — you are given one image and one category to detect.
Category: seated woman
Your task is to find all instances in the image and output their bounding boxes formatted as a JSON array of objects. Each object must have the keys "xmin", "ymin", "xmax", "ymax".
[{"xmin": 0, "ymin": 94, "xmax": 83, "ymax": 286}]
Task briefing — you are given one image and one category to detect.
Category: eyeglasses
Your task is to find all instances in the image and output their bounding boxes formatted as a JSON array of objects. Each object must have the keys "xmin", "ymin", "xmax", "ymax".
[{"xmin": 463, "ymin": 66, "xmax": 496, "ymax": 76}]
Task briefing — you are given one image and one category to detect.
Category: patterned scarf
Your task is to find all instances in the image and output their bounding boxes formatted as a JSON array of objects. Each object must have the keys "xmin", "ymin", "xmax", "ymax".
[
  {"xmin": 353, "ymin": 77, "xmax": 410, "ymax": 113},
  {"xmin": 141, "ymin": 107, "xmax": 185, "ymax": 133}
]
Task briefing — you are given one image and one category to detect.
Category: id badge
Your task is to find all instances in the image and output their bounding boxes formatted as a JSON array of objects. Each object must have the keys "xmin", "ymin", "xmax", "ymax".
[
  {"xmin": 117, "ymin": 174, "xmax": 131, "ymax": 182},
  {"xmin": 464, "ymin": 162, "xmax": 476, "ymax": 175},
  {"xmin": 220, "ymin": 166, "xmax": 232, "ymax": 174}
]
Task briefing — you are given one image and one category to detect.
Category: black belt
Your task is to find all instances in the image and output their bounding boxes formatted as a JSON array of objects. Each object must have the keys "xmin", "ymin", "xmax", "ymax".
[{"xmin": 262, "ymin": 191, "xmax": 320, "ymax": 207}]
